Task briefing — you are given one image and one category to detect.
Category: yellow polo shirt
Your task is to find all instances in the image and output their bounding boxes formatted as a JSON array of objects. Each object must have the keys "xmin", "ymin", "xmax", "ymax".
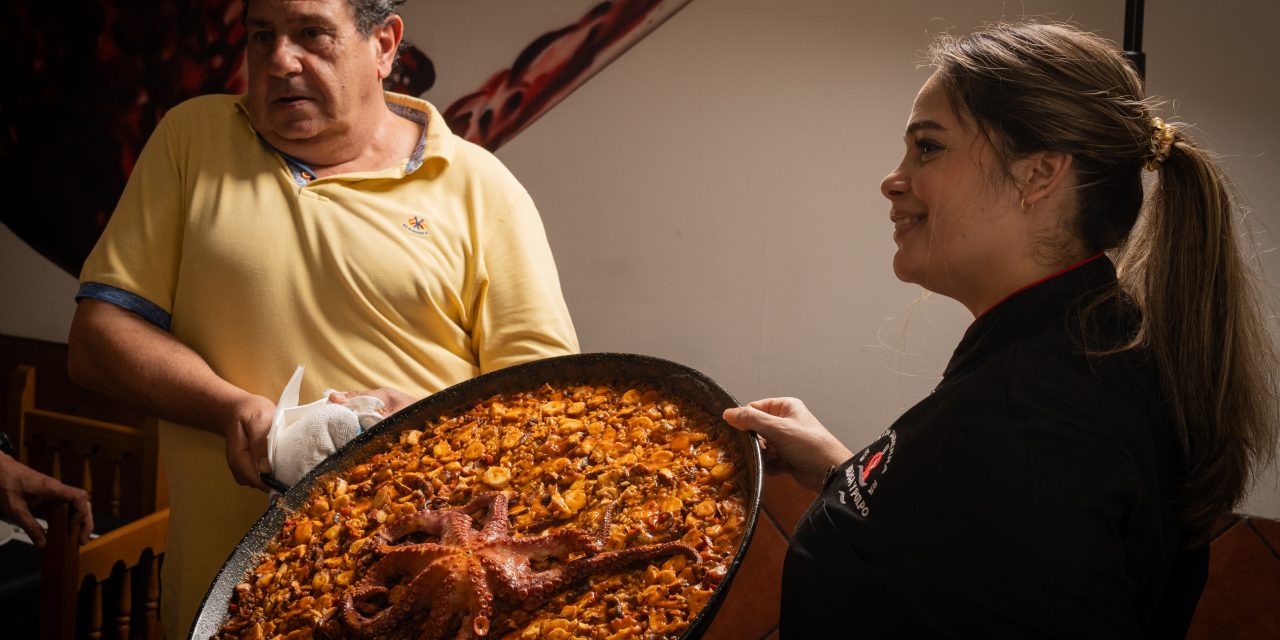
[{"xmin": 78, "ymin": 92, "xmax": 578, "ymax": 635}]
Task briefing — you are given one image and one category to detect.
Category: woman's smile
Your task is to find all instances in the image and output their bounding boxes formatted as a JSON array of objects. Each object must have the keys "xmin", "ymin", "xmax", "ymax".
[{"xmin": 890, "ymin": 209, "xmax": 927, "ymax": 241}]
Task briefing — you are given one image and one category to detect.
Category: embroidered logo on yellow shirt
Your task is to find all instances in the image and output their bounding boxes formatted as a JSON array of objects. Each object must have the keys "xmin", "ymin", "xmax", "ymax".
[{"xmin": 402, "ymin": 216, "xmax": 430, "ymax": 236}]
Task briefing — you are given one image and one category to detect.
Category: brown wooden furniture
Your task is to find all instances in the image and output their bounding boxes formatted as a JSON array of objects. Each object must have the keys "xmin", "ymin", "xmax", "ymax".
[
  {"xmin": 1187, "ymin": 514, "xmax": 1280, "ymax": 639},
  {"xmin": 7, "ymin": 365, "xmax": 169, "ymax": 640}
]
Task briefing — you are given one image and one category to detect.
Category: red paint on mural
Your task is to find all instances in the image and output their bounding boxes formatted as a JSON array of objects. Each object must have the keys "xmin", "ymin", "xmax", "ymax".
[{"xmin": 444, "ymin": 0, "xmax": 691, "ymax": 151}]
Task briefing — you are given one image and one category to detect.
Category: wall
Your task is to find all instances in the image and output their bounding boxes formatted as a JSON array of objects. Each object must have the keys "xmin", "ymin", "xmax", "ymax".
[
  {"xmin": 3, "ymin": 0, "xmax": 1277, "ymax": 515},
  {"xmin": 0, "ymin": 224, "xmax": 78, "ymax": 343},
  {"xmin": 1142, "ymin": 1, "xmax": 1280, "ymax": 515}
]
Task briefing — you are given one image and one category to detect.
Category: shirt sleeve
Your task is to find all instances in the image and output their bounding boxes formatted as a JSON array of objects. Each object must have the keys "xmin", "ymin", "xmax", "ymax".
[
  {"xmin": 78, "ymin": 112, "xmax": 186, "ymax": 322},
  {"xmin": 75, "ymin": 282, "xmax": 172, "ymax": 330},
  {"xmin": 471, "ymin": 190, "xmax": 579, "ymax": 372},
  {"xmin": 906, "ymin": 417, "xmax": 1144, "ymax": 638}
]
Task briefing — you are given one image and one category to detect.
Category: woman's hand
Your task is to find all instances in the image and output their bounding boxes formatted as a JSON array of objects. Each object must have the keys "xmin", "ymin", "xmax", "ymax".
[
  {"xmin": 723, "ymin": 397, "xmax": 854, "ymax": 491},
  {"xmin": 329, "ymin": 388, "xmax": 417, "ymax": 416},
  {"xmin": 0, "ymin": 453, "xmax": 94, "ymax": 548}
]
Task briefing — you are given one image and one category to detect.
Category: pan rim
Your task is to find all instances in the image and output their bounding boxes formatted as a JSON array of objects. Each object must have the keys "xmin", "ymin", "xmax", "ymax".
[{"xmin": 189, "ymin": 352, "xmax": 764, "ymax": 640}]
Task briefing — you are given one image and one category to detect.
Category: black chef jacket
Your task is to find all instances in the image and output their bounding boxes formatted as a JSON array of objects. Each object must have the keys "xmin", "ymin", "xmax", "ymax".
[{"xmin": 781, "ymin": 255, "xmax": 1208, "ymax": 638}]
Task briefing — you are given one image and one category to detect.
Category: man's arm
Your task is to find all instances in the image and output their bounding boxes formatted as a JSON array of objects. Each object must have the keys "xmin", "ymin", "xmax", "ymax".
[{"xmin": 67, "ymin": 299, "xmax": 274, "ymax": 491}]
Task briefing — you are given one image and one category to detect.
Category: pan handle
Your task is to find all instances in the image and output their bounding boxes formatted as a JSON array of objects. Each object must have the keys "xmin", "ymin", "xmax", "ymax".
[{"xmin": 260, "ymin": 472, "xmax": 292, "ymax": 494}]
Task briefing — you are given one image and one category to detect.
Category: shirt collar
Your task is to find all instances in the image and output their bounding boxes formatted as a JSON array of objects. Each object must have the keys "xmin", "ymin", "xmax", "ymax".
[
  {"xmin": 384, "ymin": 91, "xmax": 454, "ymax": 170},
  {"xmin": 943, "ymin": 253, "xmax": 1119, "ymax": 380},
  {"xmin": 234, "ymin": 91, "xmax": 453, "ymax": 184}
]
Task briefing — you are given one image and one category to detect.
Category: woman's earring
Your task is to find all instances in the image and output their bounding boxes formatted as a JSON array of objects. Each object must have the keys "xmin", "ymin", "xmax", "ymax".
[{"xmin": 1020, "ymin": 197, "xmax": 1033, "ymax": 214}]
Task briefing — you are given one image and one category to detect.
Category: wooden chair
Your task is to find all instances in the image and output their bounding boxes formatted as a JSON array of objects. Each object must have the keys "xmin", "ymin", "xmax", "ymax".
[{"xmin": 6, "ymin": 365, "xmax": 169, "ymax": 640}]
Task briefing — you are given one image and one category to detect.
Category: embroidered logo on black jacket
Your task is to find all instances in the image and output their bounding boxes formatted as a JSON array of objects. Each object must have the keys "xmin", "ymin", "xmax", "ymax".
[{"xmin": 838, "ymin": 428, "xmax": 896, "ymax": 518}]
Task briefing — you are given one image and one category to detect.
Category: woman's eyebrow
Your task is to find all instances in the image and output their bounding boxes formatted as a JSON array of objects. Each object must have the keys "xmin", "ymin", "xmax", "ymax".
[{"xmin": 905, "ymin": 120, "xmax": 946, "ymax": 135}]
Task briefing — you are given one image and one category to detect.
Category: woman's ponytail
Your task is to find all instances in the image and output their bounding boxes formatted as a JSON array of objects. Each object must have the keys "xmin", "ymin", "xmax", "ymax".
[{"xmin": 1116, "ymin": 132, "xmax": 1279, "ymax": 540}]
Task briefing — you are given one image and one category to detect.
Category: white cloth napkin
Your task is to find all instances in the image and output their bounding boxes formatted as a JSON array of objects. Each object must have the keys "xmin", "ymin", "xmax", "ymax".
[
  {"xmin": 0, "ymin": 519, "xmax": 31, "ymax": 546},
  {"xmin": 0, "ymin": 517, "xmax": 97, "ymax": 546},
  {"xmin": 267, "ymin": 366, "xmax": 385, "ymax": 487}
]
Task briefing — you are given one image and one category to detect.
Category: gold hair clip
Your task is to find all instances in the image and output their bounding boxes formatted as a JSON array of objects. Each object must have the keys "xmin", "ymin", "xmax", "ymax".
[{"xmin": 1144, "ymin": 117, "xmax": 1177, "ymax": 171}]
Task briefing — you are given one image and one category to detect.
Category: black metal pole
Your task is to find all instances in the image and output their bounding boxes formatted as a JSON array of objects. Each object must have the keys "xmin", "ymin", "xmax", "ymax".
[{"xmin": 1123, "ymin": 0, "xmax": 1146, "ymax": 81}]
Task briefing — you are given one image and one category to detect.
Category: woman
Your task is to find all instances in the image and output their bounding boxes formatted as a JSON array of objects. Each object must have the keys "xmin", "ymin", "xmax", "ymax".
[{"xmin": 724, "ymin": 22, "xmax": 1278, "ymax": 638}]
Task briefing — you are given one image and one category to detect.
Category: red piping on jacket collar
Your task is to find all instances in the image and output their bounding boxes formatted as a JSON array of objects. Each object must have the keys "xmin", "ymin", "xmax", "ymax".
[{"xmin": 976, "ymin": 252, "xmax": 1106, "ymax": 320}]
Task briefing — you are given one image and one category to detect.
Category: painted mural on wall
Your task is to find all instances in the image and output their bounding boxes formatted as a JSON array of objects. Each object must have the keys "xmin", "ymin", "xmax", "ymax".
[
  {"xmin": 441, "ymin": 0, "xmax": 691, "ymax": 151},
  {"xmin": 0, "ymin": 0, "xmax": 690, "ymax": 276}
]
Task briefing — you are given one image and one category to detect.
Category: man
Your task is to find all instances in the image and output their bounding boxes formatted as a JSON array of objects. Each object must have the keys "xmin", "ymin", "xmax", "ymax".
[{"xmin": 66, "ymin": 0, "xmax": 578, "ymax": 635}]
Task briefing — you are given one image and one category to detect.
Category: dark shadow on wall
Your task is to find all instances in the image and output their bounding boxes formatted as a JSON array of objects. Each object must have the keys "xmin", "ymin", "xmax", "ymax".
[
  {"xmin": 0, "ymin": 0, "xmax": 248, "ymax": 276},
  {"xmin": 0, "ymin": 0, "xmax": 435, "ymax": 277}
]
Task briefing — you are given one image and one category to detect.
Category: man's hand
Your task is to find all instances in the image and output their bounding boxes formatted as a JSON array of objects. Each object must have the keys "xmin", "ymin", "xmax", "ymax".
[
  {"xmin": 328, "ymin": 387, "xmax": 417, "ymax": 417},
  {"xmin": 722, "ymin": 397, "xmax": 854, "ymax": 491},
  {"xmin": 71, "ymin": 299, "xmax": 283, "ymax": 492},
  {"xmin": 222, "ymin": 394, "xmax": 276, "ymax": 492},
  {"xmin": 0, "ymin": 453, "xmax": 94, "ymax": 548}
]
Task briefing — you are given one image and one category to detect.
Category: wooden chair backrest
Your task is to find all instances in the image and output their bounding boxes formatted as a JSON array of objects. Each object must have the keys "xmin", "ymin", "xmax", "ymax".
[
  {"xmin": 8, "ymin": 365, "xmax": 157, "ymax": 519},
  {"xmin": 7, "ymin": 365, "xmax": 168, "ymax": 640}
]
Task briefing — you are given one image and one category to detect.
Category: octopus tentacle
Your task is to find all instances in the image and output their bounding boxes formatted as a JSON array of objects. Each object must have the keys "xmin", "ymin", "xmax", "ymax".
[
  {"xmin": 366, "ymin": 543, "xmax": 454, "ymax": 574},
  {"xmin": 413, "ymin": 563, "xmax": 475, "ymax": 640},
  {"xmin": 593, "ymin": 501, "xmax": 616, "ymax": 550},
  {"xmin": 454, "ymin": 561, "xmax": 495, "ymax": 640},
  {"xmin": 344, "ymin": 566, "xmax": 445, "ymax": 637},
  {"xmin": 378, "ymin": 509, "xmax": 453, "ymax": 546},
  {"xmin": 341, "ymin": 548, "xmax": 455, "ymax": 636},
  {"xmin": 489, "ymin": 528, "xmax": 595, "ymax": 560},
  {"xmin": 341, "ymin": 584, "xmax": 398, "ymax": 638},
  {"xmin": 455, "ymin": 492, "xmax": 500, "ymax": 514},
  {"xmin": 477, "ymin": 553, "xmax": 523, "ymax": 602},
  {"xmin": 477, "ymin": 493, "xmax": 510, "ymax": 542},
  {"xmin": 380, "ymin": 494, "xmax": 503, "ymax": 547},
  {"xmin": 416, "ymin": 597, "xmax": 456, "ymax": 640},
  {"xmin": 563, "ymin": 541, "xmax": 700, "ymax": 581},
  {"xmin": 438, "ymin": 511, "xmax": 480, "ymax": 547},
  {"xmin": 512, "ymin": 541, "xmax": 700, "ymax": 607},
  {"xmin": 509, "ymin": 567, "xmax": 571, "ymax": 604},
  {"xmin": 452, "ymin": 492, "xmax": 500, "ymax": 526}
]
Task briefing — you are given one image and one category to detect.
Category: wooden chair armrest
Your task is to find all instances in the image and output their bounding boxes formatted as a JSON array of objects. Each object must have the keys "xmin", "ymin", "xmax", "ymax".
[{"xmin": 78, "ymin": 508, "xmax": 170, "ymax": 582}]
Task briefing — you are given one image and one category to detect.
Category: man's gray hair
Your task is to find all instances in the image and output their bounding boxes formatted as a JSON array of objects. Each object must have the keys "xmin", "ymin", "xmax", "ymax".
[
  {"xmin": 243, "ymin": 0, "xmax": 406, "ymax": 36},
  {"xmin": 346, "ymin": 0, "xmax": 406, "ymax": 36}
]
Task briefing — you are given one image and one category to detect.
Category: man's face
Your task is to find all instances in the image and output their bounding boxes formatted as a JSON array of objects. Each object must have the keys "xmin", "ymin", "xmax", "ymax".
[{"xmin": 244, "ymin": 0, "xmax": 386, "ymax": 146}]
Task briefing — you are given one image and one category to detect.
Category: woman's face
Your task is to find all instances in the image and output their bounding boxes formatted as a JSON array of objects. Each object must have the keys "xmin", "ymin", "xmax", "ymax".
[{"xmin": 880, "ymin": 72, "xmax": 1031, "ymax": 313}]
